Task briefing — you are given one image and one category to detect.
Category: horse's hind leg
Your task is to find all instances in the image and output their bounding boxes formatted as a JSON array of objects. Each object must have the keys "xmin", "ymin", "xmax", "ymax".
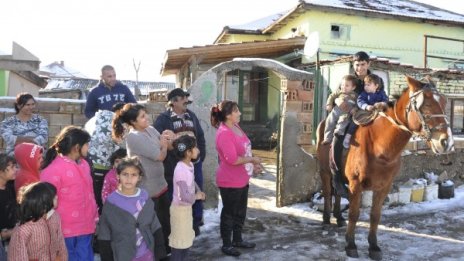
[
  {"xmin": 368, "ymin": 187, "xmax": 390, "ymax": 261},
  {"xmin": 345, "ymin": 188, "xmax": 362, "ymax": 258},
  {"xmin": 333, "ymin": 195, "xmax": 346, "ymax": 227},
  {"xmin": 321, "ymin": 170, "xmax": 333, "ymax": 227}
]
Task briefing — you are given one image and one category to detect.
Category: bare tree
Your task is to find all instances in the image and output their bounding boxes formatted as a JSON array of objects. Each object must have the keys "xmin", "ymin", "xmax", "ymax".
[{"xmin": 133, "ymin": 58, "xmax": 141, "ymax": 100}]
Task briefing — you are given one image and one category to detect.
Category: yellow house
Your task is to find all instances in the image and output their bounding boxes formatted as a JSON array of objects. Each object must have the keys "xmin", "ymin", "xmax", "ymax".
[
  {"xmin": 215, "ymin": 0, "xmax": 464, "ymax": 70},
  {"xmin": 161, "ymin": 0, "xmax": 464, "ymax": 150}
]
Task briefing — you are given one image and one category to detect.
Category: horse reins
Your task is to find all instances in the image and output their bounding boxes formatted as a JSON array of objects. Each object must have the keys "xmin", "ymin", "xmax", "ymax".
[{"xmin": 378, "ymin": 85, "xmax": 448, "ymax": 141}]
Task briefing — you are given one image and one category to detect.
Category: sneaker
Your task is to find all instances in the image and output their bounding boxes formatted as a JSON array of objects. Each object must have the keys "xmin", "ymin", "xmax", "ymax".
[
  {"xmin": 194, "ymin": 226, "xmax": 201, "ymax": 237},
  {"xmin": 232, "ymin": 241, "xmax": 256, "ymax": 249},
  {"xmin": 343, "ymin": 134, "xmax": 352, "ymax": 149},
  {"xmin": 221, "ymin": 246, "xmax": 241, "ymax": 256}
]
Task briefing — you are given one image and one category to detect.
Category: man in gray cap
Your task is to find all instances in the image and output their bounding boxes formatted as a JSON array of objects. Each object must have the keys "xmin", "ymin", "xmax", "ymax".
[{"xmin": 154, "ymin": 88, "xmax": 206, "ymax": 237}]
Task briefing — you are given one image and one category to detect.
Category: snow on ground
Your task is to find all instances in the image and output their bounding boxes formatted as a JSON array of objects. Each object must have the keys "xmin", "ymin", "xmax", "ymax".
[{"xmin": 190, "ymin": 163, "xmax": 464, "ymax": 260}]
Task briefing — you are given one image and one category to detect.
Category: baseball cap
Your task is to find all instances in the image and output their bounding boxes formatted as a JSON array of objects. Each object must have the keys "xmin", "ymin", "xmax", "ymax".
[{"xmin": 167, "ymin": 88, "xmax": 190, "ymax": 101}]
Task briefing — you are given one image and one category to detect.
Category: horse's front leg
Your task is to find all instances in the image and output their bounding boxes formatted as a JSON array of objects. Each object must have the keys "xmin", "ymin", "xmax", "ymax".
[
  {"xmin": 345, "ymin": 186, "xmax": 362, "ymax": 258},
  {"xmin": 368, "ymin": 187, "xmax": 390, "ymax": 260}
]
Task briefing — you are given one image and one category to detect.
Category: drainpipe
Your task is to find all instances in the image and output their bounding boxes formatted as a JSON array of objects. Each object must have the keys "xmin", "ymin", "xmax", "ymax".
[{"xmin": 312, "ymin": 50, "xmax": 321, "ymax": 143}]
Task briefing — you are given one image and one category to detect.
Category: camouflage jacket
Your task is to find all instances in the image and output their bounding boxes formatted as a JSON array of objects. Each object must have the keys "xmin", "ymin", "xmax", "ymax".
[{"xmin": 0, "ymin": 114, "xmax": 48, "ymax": 155}]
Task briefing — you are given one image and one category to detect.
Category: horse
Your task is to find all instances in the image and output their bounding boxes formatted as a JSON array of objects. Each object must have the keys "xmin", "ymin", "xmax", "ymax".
[{"xmin": 316, "ymin": 76, "xmax": 454, "ymax": 260}]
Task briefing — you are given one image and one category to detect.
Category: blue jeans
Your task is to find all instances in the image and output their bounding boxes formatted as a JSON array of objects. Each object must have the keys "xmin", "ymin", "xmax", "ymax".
[
  {"xmin": 65, "ymin": 234, "xmax": 94, "ymax": 261},
  {"xmin": 193, "ymin": 161, "xmax": 204, "ymax": 228}
]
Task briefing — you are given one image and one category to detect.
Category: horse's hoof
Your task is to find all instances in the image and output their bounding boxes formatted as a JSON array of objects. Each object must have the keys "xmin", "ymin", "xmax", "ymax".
[
  {"xmin": 368, "ymin": 248, "xmax": 382, "ymax": 260},
  {"xmin": 321, "ymin": 222, "xmax": 331, "ymax": 230},
  {"xmin": 345, "ymin": 247, "xmax": 359, "ymax": 258},
  {"xmin": 337, "ymin": 218, "xmax": 346, "ymax": 227}
]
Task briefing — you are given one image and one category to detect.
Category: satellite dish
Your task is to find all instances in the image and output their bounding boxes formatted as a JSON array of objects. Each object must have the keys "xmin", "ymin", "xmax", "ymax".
[{"xmin": 303, "ymin": 31, "xmax": 320, "ymax": 58}]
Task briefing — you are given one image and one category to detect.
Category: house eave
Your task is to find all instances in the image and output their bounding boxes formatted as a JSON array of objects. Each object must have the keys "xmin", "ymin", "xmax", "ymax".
[{"xmin": 161, "ymin": 37, "xmax": 306, "ymax": 76}]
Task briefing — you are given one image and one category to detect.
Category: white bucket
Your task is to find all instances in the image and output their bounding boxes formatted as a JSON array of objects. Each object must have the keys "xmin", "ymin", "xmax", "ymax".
[
  {"xmin": 362, "ymin": 191, "xmax": 373, "ymax": 208},
  {"xmin": 398, "ymin": 186, "xmax": 412, "ymax": 204},
  {"xmin": 387, "ymin": 192, "xmax": 399, "ymax": 205},
  {"xmin": 423, "ymin": 183, "xmax": 438, "ymax": 201}
]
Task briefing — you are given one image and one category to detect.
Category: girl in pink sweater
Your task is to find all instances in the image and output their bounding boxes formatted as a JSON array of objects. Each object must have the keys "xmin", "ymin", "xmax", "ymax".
[
  {"xmin": 170, "ymin": 135, "xmax": 205, "ymax": 261},
  {"xmin": 40, "ymin": 126, "xmax": 97, "ymax": 261},
  {"xmin": 210, "ymin": 100, "xmax": 263, "ymax": 257}
]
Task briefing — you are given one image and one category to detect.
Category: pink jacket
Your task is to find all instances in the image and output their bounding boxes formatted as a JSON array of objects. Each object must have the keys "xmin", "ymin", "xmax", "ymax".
[
  {"xmin": 41, "ymin": 155, "xmax": 98, "ymax": 238},
  {"xmin": 101, "ymin": 168, "xmax": 118, "ymax": 204},
  {"xmin": 215, "ymin": 123, "xmax": 253, "ymax": 188}
]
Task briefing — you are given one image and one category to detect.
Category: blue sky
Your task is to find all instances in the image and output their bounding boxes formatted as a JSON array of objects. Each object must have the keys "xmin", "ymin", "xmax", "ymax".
[{"xmin": 1, "ymin": 0, "xmax": 462, "ymax": 82}]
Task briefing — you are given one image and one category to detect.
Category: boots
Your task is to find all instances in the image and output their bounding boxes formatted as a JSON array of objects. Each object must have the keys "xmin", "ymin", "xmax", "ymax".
[{"xmin": 331, "ymin": 135, "xmax": 349, "ymax": 198}]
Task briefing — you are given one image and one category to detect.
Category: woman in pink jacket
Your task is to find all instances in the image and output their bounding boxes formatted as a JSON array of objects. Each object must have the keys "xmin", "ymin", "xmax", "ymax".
[
  {"xmin": 40, "ymin": 125, "xmax": 97, "ymax": 261},
  {"xmin": 210, "ymin": 100, "xmax": 263, "ymax": 257}
]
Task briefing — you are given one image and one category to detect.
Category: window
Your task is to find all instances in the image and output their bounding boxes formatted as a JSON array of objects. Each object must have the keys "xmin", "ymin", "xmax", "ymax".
[
  {"xmin": 450, "ymin": 98, "xmax": 464, "ymax": 135},
  {"xmin": 449, "ymin": 62, "xmax": 464, "ymax": 70},
  {"xmin": 239, "ymin": 71, "xmax": 267, "ymax": 122},
  {"xmin": 331, "ymin": 24, "xmax": 351, "ymax": 40}
]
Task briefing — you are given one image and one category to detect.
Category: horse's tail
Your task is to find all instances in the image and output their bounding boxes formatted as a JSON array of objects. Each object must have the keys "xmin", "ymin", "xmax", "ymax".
[{"xmin": 316, "ymin": 119, "xmax": 326, "ymax": 152}]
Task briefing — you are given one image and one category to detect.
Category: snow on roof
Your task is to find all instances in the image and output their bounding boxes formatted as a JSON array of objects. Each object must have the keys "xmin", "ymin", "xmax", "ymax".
[
  {"xmin": 302, "ymin": 0, "xmax": 464, "ymax": 23},
  {"xmin": 43, "ymin": 78, "xmax": 176, "ymax": 96},
  {"xmin": 228, "ymin": 11, "xmax": 288, "ymax": 31},
  {"xmin": 40, "ymin": 61, "xmax": 88, "ymax": 79},
  {"xmin": 229, "ymin": 0, "xmax": 464, "ymax": 32}
]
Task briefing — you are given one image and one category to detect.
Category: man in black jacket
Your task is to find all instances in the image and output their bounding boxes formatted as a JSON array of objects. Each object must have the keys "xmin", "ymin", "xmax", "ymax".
[
  {"xmin": 154, "ymin": 88, "xmax": 206, "ymax": 236},
  {"xmin": 332, "ymin": 51, "xmax": 372, "ymax": 198}
]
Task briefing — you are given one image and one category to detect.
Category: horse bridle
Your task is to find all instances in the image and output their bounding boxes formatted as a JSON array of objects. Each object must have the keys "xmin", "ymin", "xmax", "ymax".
[{"xmin": 380, "ymin": 84, "xmax": 448, "ymax": 141}]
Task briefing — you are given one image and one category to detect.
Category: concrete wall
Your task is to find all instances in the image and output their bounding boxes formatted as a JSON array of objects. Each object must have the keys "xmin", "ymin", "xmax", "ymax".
[
  {"xmin": 187, "ymin": 58, "xmax": 315, "ymax": 207},
  {"xmin": 0, "ymin": 97, "xmax": 167, "ymax": 151},
  {"xmin": 8, "ymin": 72, "xmax": 41, "ymax": 97}
]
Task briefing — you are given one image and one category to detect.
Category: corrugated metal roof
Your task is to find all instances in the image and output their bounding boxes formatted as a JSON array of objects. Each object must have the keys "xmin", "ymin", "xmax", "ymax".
[
  {"xmin": 162, "ymin": 37, "xmax": 306, "ymax": 76},
  {"xmin": 315, "ymin": 55, "xmax": 464, "ymax": 76},
  {"xmin": 44, "ymin": 79, "xmax": 176, "ymax": 95}
]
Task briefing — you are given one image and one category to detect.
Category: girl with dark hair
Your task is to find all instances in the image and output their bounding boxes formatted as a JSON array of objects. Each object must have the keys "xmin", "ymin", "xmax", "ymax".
[
  {"xmin": 112, "ymin": 103, "xmax": 173, "ymax": 255},
  {"xmin": 0, "ymin": 92, "xmax": 48, "ymax": 155},
  {"xmin": 40, "ymin": 126, "xmax": 97, "ymax": 261},
  {"xmin": 8, "ymin": 182, "xmax": 67, "ymax": 261},
  {"xmin": 210, "ymin": 100, "xmax": 262, "ymax": 257},
  {"xmin": 98, "ymin": 157, "xmax": 164, "ymax": 261},
  {"xmin": 0, "ymin": 153, "xmax": 17, "ymax": 259},
  {"xmin": 169, "ymin": 135, "xmax": 205, "ymax": 261}
]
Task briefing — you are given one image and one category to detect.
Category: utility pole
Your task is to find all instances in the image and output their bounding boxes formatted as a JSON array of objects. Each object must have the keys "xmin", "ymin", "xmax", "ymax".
[{"xmin": 133, "ymin": 58, "xmax": 141, "ymax": 100}]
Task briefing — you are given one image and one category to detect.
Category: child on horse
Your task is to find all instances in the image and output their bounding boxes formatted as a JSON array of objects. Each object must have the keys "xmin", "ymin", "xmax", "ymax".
[
  {"xmin": 322, "ymin": 75, "xmax": 358, "ymax": 145},
  {"xmin": 344, "ymin": 74, "xmax": 389, "ymax": 147}
]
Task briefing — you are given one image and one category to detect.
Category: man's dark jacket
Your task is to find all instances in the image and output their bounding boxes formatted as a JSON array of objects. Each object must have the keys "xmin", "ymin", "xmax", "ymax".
[{"xmin": 153, "ymin": 109, "xmax": 206, "ymax": 184}]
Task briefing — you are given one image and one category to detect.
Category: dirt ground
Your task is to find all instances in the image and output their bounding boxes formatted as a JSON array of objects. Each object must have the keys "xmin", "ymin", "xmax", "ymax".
[{"xmin": 189, "ymin": 150, "xmax": 464, "ymax": 260}]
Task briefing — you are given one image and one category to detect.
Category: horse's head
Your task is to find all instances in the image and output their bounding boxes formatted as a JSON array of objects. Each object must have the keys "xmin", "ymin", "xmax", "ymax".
[{"xmin": 396, "ymin": 76, "xmax": 454, "ymax": 154}]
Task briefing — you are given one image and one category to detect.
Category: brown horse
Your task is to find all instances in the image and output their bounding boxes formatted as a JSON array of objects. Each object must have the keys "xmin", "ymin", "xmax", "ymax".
[{"xmin": 316, "ymin": 76, "xmax": 454, "ymax": 260}]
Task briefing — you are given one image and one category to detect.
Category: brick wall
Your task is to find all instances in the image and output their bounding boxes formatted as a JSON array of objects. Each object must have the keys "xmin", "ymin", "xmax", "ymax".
[{"xmin": 0, "ymin": 97, "xmax": 167, "ymax": 152}]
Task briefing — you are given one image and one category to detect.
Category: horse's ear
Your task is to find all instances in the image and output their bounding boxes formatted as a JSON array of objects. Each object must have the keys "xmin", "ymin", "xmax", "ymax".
[
  {"xmin": 424, "ymin": 74, "xmax": 436, "ymax": 87},
  {"xmin": 406, "ymin": 76, "xmax": 421, "ymax": 92}
]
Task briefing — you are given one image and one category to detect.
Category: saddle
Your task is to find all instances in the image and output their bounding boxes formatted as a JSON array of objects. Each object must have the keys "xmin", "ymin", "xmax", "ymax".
[
  {"xmin": 352, "ymin": 109, "xmax": 378, "ymax": 126},
  {"xmin": 329, "ymin": 109, "xmax": 382, "ymax": 197}
]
